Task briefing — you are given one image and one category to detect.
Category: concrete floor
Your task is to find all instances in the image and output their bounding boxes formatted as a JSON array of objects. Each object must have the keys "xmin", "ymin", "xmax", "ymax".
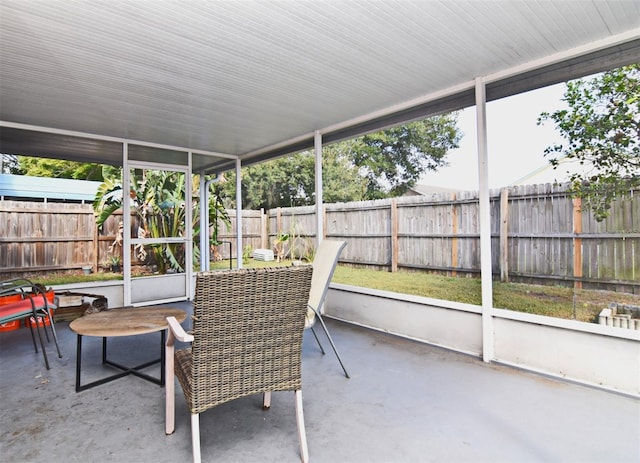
[{"xmin": 1, "ymin": 301, "xmax": 639, "ymax": 463}]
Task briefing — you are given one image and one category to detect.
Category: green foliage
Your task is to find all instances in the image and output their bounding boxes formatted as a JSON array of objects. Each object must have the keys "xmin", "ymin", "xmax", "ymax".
[
  {"xmin": 222, "ymin": 115, "xmax": 460, "ymax": 209},
  {"xmin": 94, "ymin": 168, "xmax": 231, "ymax": 273},
  {"xmin": 206, "ymin": 180, "xmax": 231, "ymax": 245},
  {"xmin": 538, "ymin": 64, "xmax": 640, "ymax": 221},
  {"xmin": 242, "ymin": 244, "xmax": 254, "ymax": 264},
  {"xmin": 94, "ymin": 167, "xmax": 188, "ymax": 273},
  {"xmin": 223, "ymin": 149, "xmax": 367, "ymax": 210},
  {"xmin": 15, "ymin": 156, "xmax": 104, "ymax": 180},
  {"xmin": 273, "ymin": 231, "xmax": 290, "ymax": 261},
  {"xmin": 352, "ymin": 116, "xmax": 460, "ymax": 198},
  {"xmin": 331, "ymin": 266, "xmax": 640, "ymax": 322}
]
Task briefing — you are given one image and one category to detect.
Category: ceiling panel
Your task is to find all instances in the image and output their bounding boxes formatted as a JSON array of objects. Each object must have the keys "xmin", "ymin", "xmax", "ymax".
[{"xmin": 1, "ymin": 0, "xmax": 639, "ymax": 172}]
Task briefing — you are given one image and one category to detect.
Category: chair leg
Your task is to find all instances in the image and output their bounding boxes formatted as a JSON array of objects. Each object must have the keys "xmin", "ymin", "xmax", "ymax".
[
  {"xmin": 315, "ymin": 313, "xmax": 350, "ymax": 378},
  {"xmin": 33, "ymin": 321, "xmax": 50, "ymax": 370},
  {"xmin": 41, "ymin": 319, "xmax": 51, "ymax": 342},
  {"xmin": 263, "ymin": 391, "xmax": 271, "ymax": 409},
  {"xmin": 165, "ymin": 336, "xmax": 175, "ymax": 435},
  {"xmin": 191, "ymin": 413, "xmax": 201, "ymax": 463},
  {"xmin": 26, "ymin": 322, "xmax": 38, "ymax": 353},
  {"xmin": 46, "ymin": 310, "xmax": 63, "ymax": 358},
  {"xmin": 309, "ymin": 325, "xmax": 326, "ymax": 355},
  {"xmin": 295, "ymin": 390, "xmax": 309, "ymax": 463}
]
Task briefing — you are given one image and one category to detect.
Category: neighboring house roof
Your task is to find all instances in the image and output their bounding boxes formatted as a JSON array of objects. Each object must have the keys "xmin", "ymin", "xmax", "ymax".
[
  {"xmin": 509, "ymin": 157, "xmax": 589, "ymax": 187},
  {"xmin": 0, "ymin": 174, "xmax": 100, "ymax": 202},
  {"xmin": 406, "ymin": 184, "xmax": 467, "ymax": 196}
]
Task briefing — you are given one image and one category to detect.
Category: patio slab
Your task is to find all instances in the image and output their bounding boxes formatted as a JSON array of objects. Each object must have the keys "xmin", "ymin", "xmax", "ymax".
[{"xmin": 1, "ymin": 301, "xmax": 638, "ymax": 462}]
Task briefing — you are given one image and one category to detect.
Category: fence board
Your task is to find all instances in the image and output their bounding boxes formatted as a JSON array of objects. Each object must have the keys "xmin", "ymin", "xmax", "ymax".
[{"xmin": 1, "ymin": 183, "xmax": 638, "ymax": 292}]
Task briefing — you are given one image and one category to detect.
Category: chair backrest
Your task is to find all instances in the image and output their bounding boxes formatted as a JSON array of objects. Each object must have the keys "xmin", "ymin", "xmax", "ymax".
[
  {"xmin": 190, "ymin": 265, "xmax": 313, "ymax": 409},
  {"xmin": 307, "ymin": 240, "xmax": 347, "ymax": 316}
]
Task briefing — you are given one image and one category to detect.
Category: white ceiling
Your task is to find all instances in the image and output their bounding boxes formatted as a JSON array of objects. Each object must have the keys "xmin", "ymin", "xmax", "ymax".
[{"xmin": 1, "ymin": 0, "xmax": 639, "ymax": 173}]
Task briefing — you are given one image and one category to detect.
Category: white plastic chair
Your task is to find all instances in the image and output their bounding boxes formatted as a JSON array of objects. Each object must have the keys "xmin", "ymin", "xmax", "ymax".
[{"xmin": 305, "ymin": 240, "xmax": 349, "ymax": 378}]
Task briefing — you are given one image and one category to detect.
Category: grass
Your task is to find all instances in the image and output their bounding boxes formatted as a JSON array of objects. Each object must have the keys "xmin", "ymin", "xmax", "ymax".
[
  {"xmin": 29, "ymin": 260, "xmax": 640, "ymax": 323},
  {"xmin": 332, "ymin": 265, "xmax": 640, "ymax": 322},
  {"xmin": 211, "ymin": 259, "xmax": 639, "ymax": 322},
  {"xmin": 20, "ymin": 271, "xmax": 123, "ymax": 286}
]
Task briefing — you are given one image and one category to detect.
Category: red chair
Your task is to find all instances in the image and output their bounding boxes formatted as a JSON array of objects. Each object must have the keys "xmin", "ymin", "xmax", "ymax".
[{"xmin": 0, "ymin": 278, "xmax": 62, "ymax": 369}]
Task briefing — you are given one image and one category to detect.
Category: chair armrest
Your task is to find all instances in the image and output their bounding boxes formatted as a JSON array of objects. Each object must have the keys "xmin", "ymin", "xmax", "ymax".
[{"xmin": 166, "ymin": 316, "xmax": 193, "ymax": 343}]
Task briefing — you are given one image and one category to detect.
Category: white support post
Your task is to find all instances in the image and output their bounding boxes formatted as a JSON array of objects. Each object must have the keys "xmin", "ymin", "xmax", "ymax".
[
  {"xmin": 199, "ymin": 171, "xmax": 208, "ymax": 272},
  {"xmin": 185, "ymin": 152, "xmax": 193, "ymax": 298},
  {"xmin": 235, "ymin": 158, "xmax": 243, "ymax": 269},
  {"xmin": 475, "ymin": 77, "xmax": 494, "ymax": 362},
  {"xmin": 314, "ymin": 130, "xmax": 323, "ymax": 247},
  {"xmin": 122, "ymin": 143, "xmax": 131, "ymax": 306}
]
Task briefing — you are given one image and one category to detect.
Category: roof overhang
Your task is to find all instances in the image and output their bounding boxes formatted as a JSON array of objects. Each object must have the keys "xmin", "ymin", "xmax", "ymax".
[{"xmin": 1, "ymin": 1, "xmax": 639, "ymax": 174}]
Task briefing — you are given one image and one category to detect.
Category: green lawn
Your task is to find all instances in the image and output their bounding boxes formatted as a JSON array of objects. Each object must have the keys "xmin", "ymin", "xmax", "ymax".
[
  {"xmin": 332, "ymin": 264, "xmax": 640, "ymax": 322},
  {"xmin": 209, "ymin": 259, "xmax": 639, "ymax": 322},
  {"xmin": 31, "ymin": 259, "xmax": 640, "ymax": 323}
]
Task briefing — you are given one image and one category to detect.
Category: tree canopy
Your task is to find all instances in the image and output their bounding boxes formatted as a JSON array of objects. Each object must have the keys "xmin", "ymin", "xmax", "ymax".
[
  {"xmin": 222, "ymin": 115, "xmax": 460, "ymax": 209},
  {"xmin": 11, "ymin": 156, "xmax": 105, "ymax": 180},
  {"xmin": 4, "ymin": 114, "xmax": 461, "ymax": 212},
  {"xmin": 538, "ymin": 64, "xmax": 639, "ymax": 221},
  {"xmin": 221, "ymin": 144, "xmax": 368, "ymax": 210},
  {"xmin": 353, "ymin": 116, "xmax": 460, "ymax": 198}
]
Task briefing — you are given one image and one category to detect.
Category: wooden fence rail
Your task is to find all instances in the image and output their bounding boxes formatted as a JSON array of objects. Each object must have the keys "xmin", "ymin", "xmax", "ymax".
[{"xmin": 1, "ymin": 182, "xmax": 637, "ymax": 293}]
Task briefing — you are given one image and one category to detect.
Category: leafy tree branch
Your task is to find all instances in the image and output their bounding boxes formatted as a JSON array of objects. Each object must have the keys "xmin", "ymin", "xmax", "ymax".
[{"xmin": 538, "ymin": 64, "xmax": 639, "ymax": 221}]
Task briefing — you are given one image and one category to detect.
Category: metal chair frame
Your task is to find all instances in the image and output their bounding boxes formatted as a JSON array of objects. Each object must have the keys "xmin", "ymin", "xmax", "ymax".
[{"xmin": 305, "ymin": 240, "xmax": 350, "ymax": 378}]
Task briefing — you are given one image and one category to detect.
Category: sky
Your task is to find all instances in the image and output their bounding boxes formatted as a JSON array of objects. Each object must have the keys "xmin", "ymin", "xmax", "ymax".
[{"xmin": 420, "ymin": 83, "xmax": 572, "ymax": 191}]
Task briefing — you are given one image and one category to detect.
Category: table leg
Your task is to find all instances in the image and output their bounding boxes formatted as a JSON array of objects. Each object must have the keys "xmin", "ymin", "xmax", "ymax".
[
  {"xmin": 75, "ymin": 334, "xmax": 82, "ymax": 393},
  {"xmin": 75, "ymin": 331, "xmax": 166, "ymax": 392}
]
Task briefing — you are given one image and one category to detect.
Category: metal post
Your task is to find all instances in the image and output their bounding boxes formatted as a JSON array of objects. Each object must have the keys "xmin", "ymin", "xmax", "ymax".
[
  {"xmin": 235, "ymin": 158, "xmax": 243, "ymax": 269},
  {"xmin": 314, "ymin": 130, "xmax": 323, "ymax": 247},
  {"xmin": 475, "ymin": 77, "xmax": 494, "ymax": 362},
  {"xmin": 122, "ymin": 143, "xmax": 131, "ymax": 306},
  {"xmin": 199, "ymin": 171, "xmax": 208, "ymax": 271}
]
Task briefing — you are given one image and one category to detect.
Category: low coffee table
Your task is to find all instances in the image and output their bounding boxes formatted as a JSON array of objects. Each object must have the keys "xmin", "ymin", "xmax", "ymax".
[{"xmin": 69, "ymin": 306, "xmax": 187, "ymax": 392}]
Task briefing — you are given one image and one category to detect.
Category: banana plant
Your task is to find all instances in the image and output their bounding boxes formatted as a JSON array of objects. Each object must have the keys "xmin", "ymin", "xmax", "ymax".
[{"xmin": 94, "ymin": 167, "xmax": 230, "ymax": 273}]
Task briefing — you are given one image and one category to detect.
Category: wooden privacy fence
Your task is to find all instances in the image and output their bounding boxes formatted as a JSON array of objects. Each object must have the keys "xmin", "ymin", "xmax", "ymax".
[
  {"xmin": 0, "ymin": 201, "xmax": 126, "ymax": 277},
  {"xmin": 1, "ymin": 183, "xmax": 638, "ymax": 293},
  {"xmin": 266, "ymin": 183, "xmax": 639, "ymax": 294}
]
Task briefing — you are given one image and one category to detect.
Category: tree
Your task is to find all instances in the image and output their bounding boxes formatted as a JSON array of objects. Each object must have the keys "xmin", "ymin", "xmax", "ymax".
[
  {"xmin": 222, "ymin": 146, "xmax": 368, "ymax": 210},
  {"xmin": 222, "ymin": 115, "xmax": 460, "ymax": 209},
  {"xmin": 14, "ymin": 156, "xmax": 104, "ymax": 180},
  {"xmin": 352, "ymin": 116, "xmax": 460, "ymax": 198},
  {"xmin": 538, "ymin": 64, "xmax": 639, "ymax": 221}
]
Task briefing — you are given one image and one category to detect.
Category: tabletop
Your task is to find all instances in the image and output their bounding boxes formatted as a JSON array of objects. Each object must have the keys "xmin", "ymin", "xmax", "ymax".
[{"xmin": 69, "ymin": 306, "xmax": 187, "ymax": 337}]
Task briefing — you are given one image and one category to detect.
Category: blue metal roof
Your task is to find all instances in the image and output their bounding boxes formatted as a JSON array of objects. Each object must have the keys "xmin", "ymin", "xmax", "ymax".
[{"xmin": 0, "ymin": 174, "xmax": 100, "ymax": 202}]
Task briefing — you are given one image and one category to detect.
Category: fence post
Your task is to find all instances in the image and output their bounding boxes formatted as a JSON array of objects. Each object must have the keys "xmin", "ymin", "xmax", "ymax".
[
  {"xmin": 451, "ymin": 193, "xmax": 458, "ymax": 277},
  {"xmin": 500, "ymin": 188, "xmax": 509, "ymax": 282},
  {"xmin": 93, "ymin": 217, "xmax": 99, "ymax": 272},
  {"xmin": 276, "ymin": 208, "xmax": 282, "ymax": 234},
  {"xmin": 390, "ymin": 199, "xmax": 398, "ymax": 272},
  {"xmin": 573, "ymin": 197, "xmax": 583, "ymax": 289},
  {"xmin": 260, "ymin": 208, "xmax": 267, "ymax": 249}
]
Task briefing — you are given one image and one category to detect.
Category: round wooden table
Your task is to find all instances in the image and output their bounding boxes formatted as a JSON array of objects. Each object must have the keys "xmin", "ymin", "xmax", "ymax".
[{"xmin": 70, "ymin": 306, "xmax": 187, "ymax": 392}]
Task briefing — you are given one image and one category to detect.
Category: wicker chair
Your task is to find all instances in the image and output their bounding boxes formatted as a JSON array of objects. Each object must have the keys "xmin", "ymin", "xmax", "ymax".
[
  {"xmin": 165, "ymin": 265, "xmax": 313, "ymax": 463},
  {"xmin": 305, "ymin": 240, "xmax": 349, "ymax": 378}
]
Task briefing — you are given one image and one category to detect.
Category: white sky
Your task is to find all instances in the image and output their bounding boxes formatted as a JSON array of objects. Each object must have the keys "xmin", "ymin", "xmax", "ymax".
[{"xmin": 420, "ymin": 83, "xmax": 572, "ymax": 190}]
